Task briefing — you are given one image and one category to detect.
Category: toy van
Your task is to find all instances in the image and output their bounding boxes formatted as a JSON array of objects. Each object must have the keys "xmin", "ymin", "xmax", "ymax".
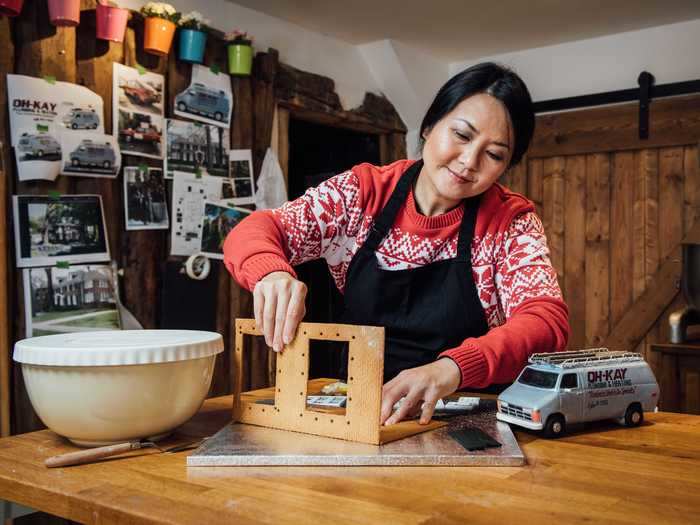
[
  {"xmin": 17, "ymin": 133, "xmax": 61, "ymax": 157},
  {"xmin": 175, "ymin": 83, "xmax": 229, "ymax": 122},
  {"xmin": 496, "ymin": 348, "xmax": 659, "ymax": 438},
  {"xmin": 69, "ymin": 139, "xmax": 116, "ymax": 169},
  {"xmin": 62, "ymin": 108, "xmax": 100, "ymax": 130}
]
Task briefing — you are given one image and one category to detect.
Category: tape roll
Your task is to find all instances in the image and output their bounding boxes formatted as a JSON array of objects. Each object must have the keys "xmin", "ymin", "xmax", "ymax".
[{"xmin": 184, "ymin": 253, "xmax": 211, "ymax": 280}]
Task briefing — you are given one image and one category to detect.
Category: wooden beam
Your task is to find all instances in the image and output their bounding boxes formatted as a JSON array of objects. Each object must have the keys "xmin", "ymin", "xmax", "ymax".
[
  {"xmin": 530, "ymin": 94, "xmax": 700, "ymax": 158},
  {"xmin": 0, "ymin": 16, "xmax": 14, "ymax": 437}
]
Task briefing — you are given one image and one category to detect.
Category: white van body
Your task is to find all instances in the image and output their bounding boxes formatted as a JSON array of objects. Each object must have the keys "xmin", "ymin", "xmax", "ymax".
[{"xmin": 496, "ymin": 349, "xmax": 659, "ymax": 437}]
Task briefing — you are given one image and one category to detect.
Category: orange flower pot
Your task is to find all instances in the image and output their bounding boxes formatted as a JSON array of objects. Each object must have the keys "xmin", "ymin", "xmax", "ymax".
[{"xmin": 143, "ymin": 16, "xmax": 176, "ymax": 56}]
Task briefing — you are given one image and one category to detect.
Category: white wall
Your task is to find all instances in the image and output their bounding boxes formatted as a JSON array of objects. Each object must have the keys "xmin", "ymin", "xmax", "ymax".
[
  {"xmin": 120, "ymin": 0, "xmax": 381, "ymax": 109},
  {"xmin": 450, "ymin": 18, "xmax": 700, "ymax": 103},
  {"xmin": 358, "ymin": 40, "xmax": 446, "ymax": 157}
]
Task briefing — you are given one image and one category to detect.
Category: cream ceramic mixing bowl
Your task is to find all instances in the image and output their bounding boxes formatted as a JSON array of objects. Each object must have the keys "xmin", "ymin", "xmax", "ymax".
[{"xmin": 13, "ymin": 330, "xmax": 223, "ymax": 447}]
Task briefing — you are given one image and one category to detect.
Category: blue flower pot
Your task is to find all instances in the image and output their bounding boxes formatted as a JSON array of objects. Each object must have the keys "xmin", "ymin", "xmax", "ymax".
[{"xmin": 178, "ymin": 29, "xmax": 207, "ymax": 64}]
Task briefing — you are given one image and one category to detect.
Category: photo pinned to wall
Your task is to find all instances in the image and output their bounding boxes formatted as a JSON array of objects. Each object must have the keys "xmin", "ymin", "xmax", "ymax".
[
  {"xmin": 113, "ymin": 63, "xmax": 165, "ymax": 159},
  {"xmin": 60, "ymin": 132, "xmax": 121, "ymax": 178},
  {"xmin": 200, "ymin": 202, "xmax": 251, "ymax": 260},
  {"xmin": 174, "ymin": 64, "xmax": 233, "ymax": 127},
  {"xmin": 165, "ymin": 119, "xmax": 229, "ymax": 179},
  {"xmin": 7, "ymin": 74, "xmax": 105, "ymax": 181},
  {"xmin": 116, "ymin": 109, "xmax": 163, "ymax": 159},
  {"xmin": 227, "ymin": 149, "xmax": 255, "ymax": 205},
  {"xmin": 23, "ymin": 264, "xmax": 122, "ymax": 338},
  {"xmin": 13, "ymin": 195, "xmax": 110, "ymax": 268},
  {"xmin": 123, "ymin": 165, "xmax": 169, "ymax": 230},
  {"xmin": 170, "ymin": 174, "xmax": 224, "ymax": 256},
  {"xmin": 113, "ymin": 63, "xmax": 164, "ymax": 117}
]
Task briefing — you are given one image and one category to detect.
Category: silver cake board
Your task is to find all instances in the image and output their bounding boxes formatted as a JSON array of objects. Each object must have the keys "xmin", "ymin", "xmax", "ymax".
[{"xmin": 187, "ymin": 400, "xmax": 525, "ymax": 467}]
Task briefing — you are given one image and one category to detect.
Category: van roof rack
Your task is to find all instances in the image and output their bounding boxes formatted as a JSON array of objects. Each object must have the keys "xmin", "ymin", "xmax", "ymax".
[{"xmin": 529, "ymin": 348, "xmax": 643, "ymax": 369}]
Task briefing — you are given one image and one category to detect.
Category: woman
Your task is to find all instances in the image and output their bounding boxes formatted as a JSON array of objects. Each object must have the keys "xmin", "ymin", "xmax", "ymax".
[{"xmin": 223, "ymin": 62, "xmax": 569, "ymax": 426}]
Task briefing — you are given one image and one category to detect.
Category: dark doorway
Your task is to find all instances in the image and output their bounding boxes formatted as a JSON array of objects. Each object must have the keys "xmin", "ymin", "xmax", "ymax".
[{"xmin": 288, "ymin": 117, "xmax": 381, "ymax": 379}]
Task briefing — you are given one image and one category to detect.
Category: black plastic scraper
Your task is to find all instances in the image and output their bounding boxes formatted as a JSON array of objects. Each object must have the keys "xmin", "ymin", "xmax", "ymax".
[{"xmin": 448, "ymin": 427, "xmax": 502, "ymax": 451}]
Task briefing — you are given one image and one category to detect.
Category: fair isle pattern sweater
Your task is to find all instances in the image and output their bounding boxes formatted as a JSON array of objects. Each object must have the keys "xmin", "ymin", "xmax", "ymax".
[{"xmin": 223, "ymin": 159, "xmax": 570, "ymax": 388}]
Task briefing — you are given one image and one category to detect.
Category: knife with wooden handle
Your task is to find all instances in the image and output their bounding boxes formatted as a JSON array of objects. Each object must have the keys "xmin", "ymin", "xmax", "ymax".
[{"xmin": 45, "ymin": 441, "xmax": 145, "ymax": 468}]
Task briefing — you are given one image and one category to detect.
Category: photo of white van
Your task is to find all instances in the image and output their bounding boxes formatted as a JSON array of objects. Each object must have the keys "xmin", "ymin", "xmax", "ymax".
[
  {"xmin": 62, "ymin": 108, "xmax": 100, "ymax": 130},
  {"xmin": 69, "ymin": 139, "xmax": 116, "ymax": 169},
  {"xmin": 17, "ymin": 133, "xmax": 61, "ymax": 160},
  {"xmin": 175, "ymin": 83, "xmax": 230, "ymax": 123},
  {"xmin": 497, "ymin": 348, "xmax": 659, "ymax": 438}
]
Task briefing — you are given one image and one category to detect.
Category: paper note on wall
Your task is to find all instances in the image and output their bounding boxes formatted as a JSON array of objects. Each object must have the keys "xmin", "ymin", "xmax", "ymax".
[{"xmin": 170, "ymin": 174, "xmax": 224, "ymax": 256}]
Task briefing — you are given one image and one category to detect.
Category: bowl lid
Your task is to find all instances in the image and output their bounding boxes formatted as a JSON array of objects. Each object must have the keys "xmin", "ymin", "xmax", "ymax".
[{"xmin": 13, "ymin": 330, "xmax": 224, "ymax": 366}]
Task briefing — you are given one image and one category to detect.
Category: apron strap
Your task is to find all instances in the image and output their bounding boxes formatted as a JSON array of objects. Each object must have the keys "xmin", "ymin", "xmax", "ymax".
[
  {"xmin": 455, "ymin": 195, "xmax": 481, "ymax": 263},
  {"xmin": 363, "ymin": 160, "xmax": 422, "ymax": 252}
]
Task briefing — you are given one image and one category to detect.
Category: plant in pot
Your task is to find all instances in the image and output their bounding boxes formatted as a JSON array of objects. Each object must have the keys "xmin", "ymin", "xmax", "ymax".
[
  {"xmin": 140, "ymin": 2, "xmax": 180, "ymax": 56},
  {"xmin": 0, "ymin": 0, "xmax": 24, "ymax": 17},
  {"xmin": 178, "ymin": 11, "xmax": 209, "ymax": 64},
  {"xmin": 96, "ymin": 1, "xmax": 129, "ymax": 43},
  {"xmin": 48, "ymin": 0, "xmax": 81, "ymax": 26},
  {"xmin": 225, "ymin": 30, "xmax": 254, "ymax": 76}
]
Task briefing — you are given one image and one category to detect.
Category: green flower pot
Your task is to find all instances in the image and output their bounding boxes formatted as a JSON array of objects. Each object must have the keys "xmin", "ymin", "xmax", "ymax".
[{"xmin": 227, "ymin": 43, "xmax": 253, "ymax": 76}]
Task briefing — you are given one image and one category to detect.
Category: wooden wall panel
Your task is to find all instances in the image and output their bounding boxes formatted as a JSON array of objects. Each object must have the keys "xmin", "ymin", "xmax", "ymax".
[
  {"xmin": 527, "ymin": 158, "xmax": 543, "ymax": 218},
  {"xmin": 684, "ymin": 145, "xmax": 700, "ymax": 233},
  {"xmin": 0, "ymin": 16, "xmax": 14, "ymax": 437},
  {"xmin": 542, "ymin": 157, "xmax": 565, "ymax": 284},
  {"xmin": 610, "ymin": 152, "xmax": 635, "ymax": 330},
  {"xmin": 584, "ymin": 154, "xmax": 611, "ymax": 347},
  {"xmin": 563, "ymin": 155, "xmax": 586, "ymax": 349}
]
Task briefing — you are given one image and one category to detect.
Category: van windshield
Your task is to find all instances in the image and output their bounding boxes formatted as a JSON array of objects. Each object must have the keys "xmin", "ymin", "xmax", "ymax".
[{"xmin": 517, "ymin": 367, "xmax": 559, "ymax": 389}]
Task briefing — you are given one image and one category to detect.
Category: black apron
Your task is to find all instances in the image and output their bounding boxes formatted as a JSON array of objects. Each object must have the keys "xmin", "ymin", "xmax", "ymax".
[{"xmin": 341, "ymin": 160, "xmax": 490, "ymax": 383}]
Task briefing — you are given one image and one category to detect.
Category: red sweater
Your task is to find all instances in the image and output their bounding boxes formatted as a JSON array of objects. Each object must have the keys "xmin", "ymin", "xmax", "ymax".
[{"xmin": 224, "ymin": 159, "xmax": 570, "ymax": 388}]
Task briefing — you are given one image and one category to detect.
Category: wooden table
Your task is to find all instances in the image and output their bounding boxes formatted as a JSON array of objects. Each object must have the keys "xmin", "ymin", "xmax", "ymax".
[{"xmin": 1, "ymin": 396, "xmax": 699, "ymax": 525}]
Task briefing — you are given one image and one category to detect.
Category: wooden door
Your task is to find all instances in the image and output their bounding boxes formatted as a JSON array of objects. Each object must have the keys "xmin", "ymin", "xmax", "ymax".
[{"xmin": 499, "ymin": 94, "xmax": 700, "ymax": 382}]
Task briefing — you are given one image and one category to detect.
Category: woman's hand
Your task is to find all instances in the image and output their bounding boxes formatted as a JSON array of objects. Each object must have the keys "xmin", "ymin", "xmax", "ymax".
[
  {"xmin": 380, "ymin": 358, "xmax": 462, "ymax": 425},
  {"xmin": 253, "ymin": 271, "xmax": 307, "ymax": 353}
]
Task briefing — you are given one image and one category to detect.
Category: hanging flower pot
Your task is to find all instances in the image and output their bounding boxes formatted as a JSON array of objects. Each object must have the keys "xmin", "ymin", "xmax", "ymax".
[
  {"xmin": 177, "ymin": 11, "xmax": 209, "ymax": 64},
  {"xmin": 0, "ymin": 0, "xmax": 24, "ymax": 17},
  {"xmin": 225, "ymin": 31, "xmax": 253, "ymax": 76},
  {"xmin": 48, "ymin": 0, "xmax": 81, "ymax": 27},
  {"xmin": 96, "ymin": 2, "xmax": 129, "ymax": 43},
  {"xmin": 179, "ymin": 29, "xmax": 207, "ymax": 63},
  {"xmin": 140, "ymin": 2, "xmax": 180, "ymax": 56}
]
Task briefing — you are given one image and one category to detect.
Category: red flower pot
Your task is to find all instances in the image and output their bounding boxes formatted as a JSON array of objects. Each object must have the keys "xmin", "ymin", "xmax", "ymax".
[
  {"xmin": 48, "ymin": 0, "xmax": 81, "ymax": 27},
  {"xmin": 96, "ymin": 2, "xmax": 128, "ymax": 42}
]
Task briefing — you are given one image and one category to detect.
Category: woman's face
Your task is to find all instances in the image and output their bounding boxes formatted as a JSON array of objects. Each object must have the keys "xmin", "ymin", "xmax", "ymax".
[{"xmin": 418, "ymin": 93, "xmax": 513, "ymax": 213}]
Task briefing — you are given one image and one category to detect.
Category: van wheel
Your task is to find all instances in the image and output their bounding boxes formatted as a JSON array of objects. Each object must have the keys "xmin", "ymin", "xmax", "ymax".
[
  {"xmin": 103, "ymin": 161, "xmax": 111, "ymax": 168},
  {"xmin": 624, "ymin": 404, "xmax": 644, "ymax": 427},
  {"xmin": 543, "ymin": 414, "xmax": 566, "ymax": 438},
  {"xmin": 177, "ymin": 102, "xmax": 187, "ymax": 112},
  {"xmin": 71, "ymin": 123, "xmax": 78, "ymax": 129},
  {"xmin": 71, "ymin": 158, "xmax": 80, "ymax": 166},
  {"xmin": 214, "ymin": 112, "xmax": 223, "ymax": 121}
]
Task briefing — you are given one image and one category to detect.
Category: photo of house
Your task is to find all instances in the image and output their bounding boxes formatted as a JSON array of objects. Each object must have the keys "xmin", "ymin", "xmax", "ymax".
[
  {"xmin": 165, "ymin": 119, "xmax": 229, "ymax": 178},
  {"xmin": 13, "ymin": 194, "xmax": 110, "ymax": 268},
  {"xmin": 23, "ymin": 264, "xmax": 121, "ymax": 337}
]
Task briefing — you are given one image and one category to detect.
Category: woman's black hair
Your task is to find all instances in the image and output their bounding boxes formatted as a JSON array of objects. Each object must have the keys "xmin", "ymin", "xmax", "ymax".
[{"xmin": 418, "ymin": 62, "xmax": 534, "ymax": 167}]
